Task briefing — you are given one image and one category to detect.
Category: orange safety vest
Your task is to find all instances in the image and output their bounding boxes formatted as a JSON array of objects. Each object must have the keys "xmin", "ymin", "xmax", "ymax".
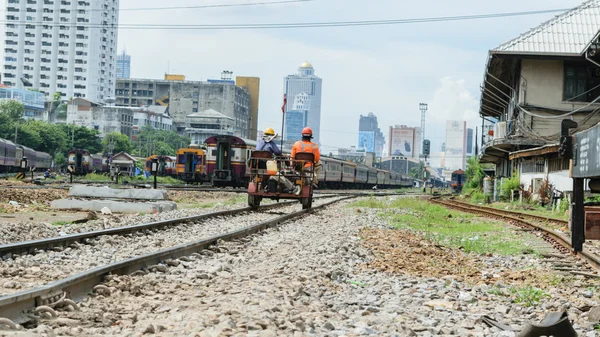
[{"xmin": 292, "ymin": 140, "xmax": 320, "ymax": 166}]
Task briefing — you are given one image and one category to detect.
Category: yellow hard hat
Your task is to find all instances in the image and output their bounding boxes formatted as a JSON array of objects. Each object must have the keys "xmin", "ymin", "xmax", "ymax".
[{"xmin": 264, "ymin": 127, "xmax": 275, "ymax": 135}]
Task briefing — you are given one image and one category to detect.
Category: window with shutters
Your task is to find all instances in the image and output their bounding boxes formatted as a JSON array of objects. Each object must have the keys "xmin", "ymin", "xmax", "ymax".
[{"xmin": 563, "ymin": 61, "xmax": 600, "ymax": 102}]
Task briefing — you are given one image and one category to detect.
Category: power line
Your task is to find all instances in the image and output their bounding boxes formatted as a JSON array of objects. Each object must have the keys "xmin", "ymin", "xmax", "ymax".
[
  {"xmin": 69, "ymin": 0, "xmax": 315, "ymax": 12},
  {"xmin": 0, "ymin": 7, "xmax": 575, "ymax": 30}
]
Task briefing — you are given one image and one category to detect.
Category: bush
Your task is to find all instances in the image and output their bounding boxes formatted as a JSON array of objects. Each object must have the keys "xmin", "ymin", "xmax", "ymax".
[{"xmin": 500, "ymin": 174, "xmax": 520, "ymax": 201}]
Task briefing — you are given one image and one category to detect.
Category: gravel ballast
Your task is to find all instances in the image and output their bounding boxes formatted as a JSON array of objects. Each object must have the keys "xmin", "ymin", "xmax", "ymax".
[{"xmin": 12, "ymin": 197, "xmax": 600, "ymax": 336}]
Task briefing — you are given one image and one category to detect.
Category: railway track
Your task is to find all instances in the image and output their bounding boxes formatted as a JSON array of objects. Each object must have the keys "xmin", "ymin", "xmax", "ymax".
[
  {"xmin": 430, "ymin": 197, "xmax": 600, "ymax": 276},
  {"xmin": 0, "ymin": 195, "xmax": 356, "ymax": 326}
]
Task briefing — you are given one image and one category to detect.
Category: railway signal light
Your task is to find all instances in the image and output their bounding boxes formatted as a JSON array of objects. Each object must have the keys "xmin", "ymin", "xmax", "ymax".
[
  {"xmin": 559, "ymin": 119, "xmax": 578, "ymax": 159},
  {"xmin": 423, "ymin": 140, "xmax": 431, "ymax": 156}
]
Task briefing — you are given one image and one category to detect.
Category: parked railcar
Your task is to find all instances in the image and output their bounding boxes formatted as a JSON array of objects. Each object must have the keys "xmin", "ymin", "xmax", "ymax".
[
  {"xmin": 146, "ymin": 155, "xmax": 177, "ymax": 177},
  {"xmin": 205, "ymin": 136, "xmax": 256, "ymax": 187},
  {"xmin": 176, "ymin": 146, "xmax": 207, "ymax": 184},
  {"xmin": 451, "ymin": 169, "xmax": 465, "ymax": 193}
]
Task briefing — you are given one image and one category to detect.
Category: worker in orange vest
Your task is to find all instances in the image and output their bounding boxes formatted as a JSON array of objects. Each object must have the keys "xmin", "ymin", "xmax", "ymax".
[{"xmin": 291, "ymin": 127, "xmax": 321, "ymax": 188}]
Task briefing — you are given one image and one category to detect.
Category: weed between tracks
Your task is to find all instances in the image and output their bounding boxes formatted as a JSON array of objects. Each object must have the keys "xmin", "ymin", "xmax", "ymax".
[
  {"xmin": 487, "ymin": 285, "xmax": 551, "ymax": 307},
  {"xmin": 351, "ymin": 197, "xmax": 541, "ymax": 256}
]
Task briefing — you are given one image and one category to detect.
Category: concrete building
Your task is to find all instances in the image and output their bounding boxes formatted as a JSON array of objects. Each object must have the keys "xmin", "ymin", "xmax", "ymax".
[
  {"xmin": 466, "ymin": 128, "xmax": 474, "ymax": 156},
  {"xmin": 184, "ymin": 109, "xmax": 235, "ymax": 145},
  {"xmin": 235, "ymin": 76, "xmax": 260, "ymax": 140},
  {"xmin": 116, "ymin": 51, "xmax": 131, "ymax": 79},
  {"xmin": 131, "ymin": 105, "xmax": 172, "ymax": 142},
  {"xmin": 445, "ymin": 120, "xmax": 467, "ymax": 170},
  {"xmin": 284, "ymin": 110, "xmax": 307, "ymax": 149},
  {"xmin": 358, "ymin": 113, "xmax": 385, "ymax": 157},
  {"xmin": 0, "ymin": 86, "xmax": 45, "ymax": 121},
  {"xmin": 388, "ymin": 125, "xmax": 421, "ymax": 159},
  {"xmin": 284, "ymin": 62, "xmax": 322, "ymax": 144},
  {"xmin": 0, "ymin": 0, "xmax": 119, "ymax": 102},
  {"xmin": 478, "ymin": 0, "xmax": 600, "ymax": 192},
  {"xmin": 67, "ymin": 98, "xmax": 133, "ymax": 139},
  {"xmin": 115, "ymin": 75, "xmax": 250, "ymax": 138},
  {"xmin": 379, "ymin": 156, "xmax": 420, "ymax": 175}
]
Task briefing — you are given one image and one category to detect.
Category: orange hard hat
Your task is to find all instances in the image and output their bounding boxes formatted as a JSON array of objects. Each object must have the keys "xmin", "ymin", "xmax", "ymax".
[{"xmin": 301, "ymin": 127, "xmax": 313, "ymax": 137}]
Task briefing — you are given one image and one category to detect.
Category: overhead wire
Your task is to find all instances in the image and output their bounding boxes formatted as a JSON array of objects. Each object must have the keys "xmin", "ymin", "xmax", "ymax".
[{"xmin": 0, "ymin": 7, "xmax": 578, "ymax": 31}]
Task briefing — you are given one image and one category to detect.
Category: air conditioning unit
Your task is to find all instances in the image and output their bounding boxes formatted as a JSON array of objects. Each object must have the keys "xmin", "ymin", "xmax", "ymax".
[{"xmin": 495, "ymin": 121, "xmax": 507, "ymax": 139}]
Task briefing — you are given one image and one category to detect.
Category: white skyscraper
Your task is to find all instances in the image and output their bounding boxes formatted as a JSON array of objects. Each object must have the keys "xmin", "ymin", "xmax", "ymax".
[
  {"xmin": 0, "ymin": 0, "xmax": 119, "ymax": 102},
  {"xmin": 284, "ymin": 62, "xmax": 323, "ymax": 144}
]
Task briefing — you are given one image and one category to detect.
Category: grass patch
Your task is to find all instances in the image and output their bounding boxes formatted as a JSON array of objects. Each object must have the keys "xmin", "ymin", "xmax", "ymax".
[
  {"xmin": 353, "ymin": 197, "xmax": 542, "ymax": 256},
  {"xmin": 51, "ymin": 220, "xmax": 70, "ymax": 226},
  {"xmin": 82, "ymin": 173, "xmax": 111, "ymax": 182},
  {"xmin": 488, "ymin": 285, "xmax": 550, "ymax": 307},
  {"xmin": 509, "ymin": 285, "xmax": 550, "ymax": 307},
  {"xmin": 483, "ymin": 201, "xmax": 568, "ymax": 221}
]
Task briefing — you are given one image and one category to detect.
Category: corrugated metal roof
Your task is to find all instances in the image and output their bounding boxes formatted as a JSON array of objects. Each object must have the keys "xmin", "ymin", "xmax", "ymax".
[{"xmin": 493, "ymin": 0, "xmax": 600, "ymax": 56}]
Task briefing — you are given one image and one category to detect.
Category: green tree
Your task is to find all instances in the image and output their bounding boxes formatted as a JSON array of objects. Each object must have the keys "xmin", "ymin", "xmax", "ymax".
[
  {"xmin": 152, "ymin": 141, "xmax": 176, "ymax": 156},
  {"xmin": 55, "ymin": 103, "xmax": 67, "ymax": 120},
  {"xmin": 103, "ymin": 132, "xmax": 133, "ymax": 154},
  {"xmin": 0, "ymin": 100, "xmax": 24, "ymax": 120},
  {"xmin": 59, "ymin": 125, "xmax": 102, "ymax": 153},
  {"xmin": 14, "ymin": 124, "xmax": 42, "ymax": 150},
  {"xmin": 24, "ymin": 121, "xmax": 67, "ymax": 154},
  {"xmin": 409, "ymin": 161, "xmax": 425, "ymax": 180},
  {"xmin": 53, "ymin": 151, "xmax": 66, "ymax": 168},
  {"xmin": 135, "ymin": 127, "xmax": 190, "ymax": 157},
  {"xmin": 464, "ymin": 156, "xmax": 485, "ymax": 190}
]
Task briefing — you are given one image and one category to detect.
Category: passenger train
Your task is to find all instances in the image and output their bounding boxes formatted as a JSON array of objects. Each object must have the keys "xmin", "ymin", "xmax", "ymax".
[
  {"xmin": 0, "ymin": 138, "xmax": 52, "ymax": 172},
  {"xmin": 67, "ymin": 150, "xmax": 109, "ymax": 175},
  {"xmin": 204, "ymin": 135, "xmax": 413, "ymax": 189}
]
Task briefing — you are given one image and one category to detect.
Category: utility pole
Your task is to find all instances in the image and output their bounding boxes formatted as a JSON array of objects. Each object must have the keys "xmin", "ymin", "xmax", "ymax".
[{"xmin": 419, "ymin": 103, "xmax": 428, "ymax": 155}]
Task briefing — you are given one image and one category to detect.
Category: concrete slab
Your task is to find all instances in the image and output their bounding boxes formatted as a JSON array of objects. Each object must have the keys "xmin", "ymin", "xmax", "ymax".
[
  {"xmin": 68, "ymin": 185, "xmax": 168, "ymax": 200},
  {"xmin": 51, "ymin": 199, "xmax": 177, "ymax": 214}
]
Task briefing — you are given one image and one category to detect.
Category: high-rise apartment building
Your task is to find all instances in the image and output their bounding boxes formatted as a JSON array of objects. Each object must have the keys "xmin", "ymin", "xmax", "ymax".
[
  {"xmin": 445, "ymin": 120, "xmax": 467, "ymax": 170},
  {"xmin": 235, "ymin": 76, "xmax": 260, "ymax": 140},
  {"xmin": 466, "ymin": 128, "xmax": 474, "ymax": 155},
  {"xmin": 284, "ymin": 62, "xmax": 322, "ymax": 145},
  {"xmin": 358, "ymin": 112, "xmax": 385, "ymax": 157},
  {"xmin": 0, "ymin": 0, "xmax": 119, "ymax": 101},
  {"xmin": 116, "ymin": 50, "xmax": 131, "ymax": 79}
]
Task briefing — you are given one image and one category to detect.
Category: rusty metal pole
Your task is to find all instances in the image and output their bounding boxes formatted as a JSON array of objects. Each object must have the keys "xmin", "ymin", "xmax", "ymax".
[{"xmin": 572, "ymin": 178, "xmax": 585, "ymax": 252}]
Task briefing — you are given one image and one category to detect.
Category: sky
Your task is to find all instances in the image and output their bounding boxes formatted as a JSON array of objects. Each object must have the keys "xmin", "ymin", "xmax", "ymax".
[{"xmin": 118, "ymin": 0, "xmax": 585, "ymax": 162}]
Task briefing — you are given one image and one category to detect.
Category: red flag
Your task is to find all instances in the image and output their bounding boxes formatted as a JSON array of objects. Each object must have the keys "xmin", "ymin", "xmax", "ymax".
[{"xmin": 282, "ymin": 94, "xmax": 287, "ymax": 113}]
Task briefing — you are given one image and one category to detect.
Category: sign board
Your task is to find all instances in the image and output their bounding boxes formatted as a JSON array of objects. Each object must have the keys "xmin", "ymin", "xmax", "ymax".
[
  {"xmin": 68, "ymin": 165, "xmax": 75, "ymax": 173},
  {"xmin": 573, "ymin": 125, "xmax": 600, "ymax": 178},
  {"xmin": 390, "ymin": 128, "xmax": 415, "ymax": 157},
  {"xmin": 358, "ymin": 131, "xmax": 375, "ymax": 152}
]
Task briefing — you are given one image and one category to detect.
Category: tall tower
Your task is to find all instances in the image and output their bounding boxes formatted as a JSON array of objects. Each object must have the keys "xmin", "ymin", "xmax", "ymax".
[
  {"xmin": 0, "ymin": 0, "xmax": 119, "ymax": 102},
  {"xmin": 419, "ymin": 103, "xmax": 428, "ymax": 156},
  {"xmin": 116, "ymin": 50, "xmax": 131, "ymax": 79},
  {"xmin": 283, "ymin": 62, "xmax": 323, "ymax": 145}
]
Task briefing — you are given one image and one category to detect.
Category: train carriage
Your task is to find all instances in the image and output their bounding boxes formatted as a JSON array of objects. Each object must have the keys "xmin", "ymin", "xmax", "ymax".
[
  {"xmin": 146, "ymin": 155, "xmax": 177, "ymax": 177},
  {"xmin": 451, "ymin": 169, "xmax": 465, "ymax": 193},
  {"xmin": 205, "ymin": 136, "xmax": 256, "ymax": 187},
  {"xmin": 321, "ymin": 157, "xmax": 343, "ymax": 189},
  {"xmin": 355, "ymin": 164, "xmax": 369, "ymax": 187},
  {"xmin": 176, "ymin": 146, "xmax": 206, "ymax": 184},
  {"xmin": 341, "ymin": 161, "xmax": 356, "ymax": 188}
]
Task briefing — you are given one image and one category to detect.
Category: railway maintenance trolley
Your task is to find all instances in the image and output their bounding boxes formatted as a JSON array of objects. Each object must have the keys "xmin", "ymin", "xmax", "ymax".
[{"xmin": 247, "ymin": 150, "xmax": 315, "ymax": 210}]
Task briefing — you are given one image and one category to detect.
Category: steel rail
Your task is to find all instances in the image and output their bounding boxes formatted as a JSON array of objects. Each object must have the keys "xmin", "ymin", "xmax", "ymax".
[
  {"xmin": 0, "ymin": 196, "xmax": 355, "ymax": 323},
  {"xmin": 430, "ymin": 197, "xmax": 600, "ymax": 272},
  {"xmin": 0, "ymin": 195, "xmax": 344, "ymax": 256}
]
